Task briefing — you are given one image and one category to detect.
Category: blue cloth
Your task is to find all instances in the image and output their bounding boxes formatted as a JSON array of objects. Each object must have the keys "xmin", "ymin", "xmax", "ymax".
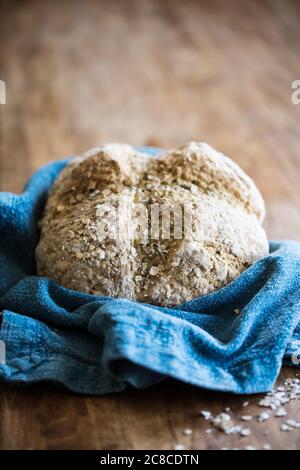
[{"xmin": 0, "ymin": 151, "xmax": 299, "ymax": 395}]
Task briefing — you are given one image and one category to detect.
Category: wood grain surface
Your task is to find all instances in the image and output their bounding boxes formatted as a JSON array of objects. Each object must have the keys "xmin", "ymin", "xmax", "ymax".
[{"xmin": 0, "ymin": 0, "xmax": 299, "ymax": 450}]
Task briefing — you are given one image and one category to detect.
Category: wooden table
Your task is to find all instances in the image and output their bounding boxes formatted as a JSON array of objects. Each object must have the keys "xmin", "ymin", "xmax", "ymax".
[{"xmin": 0, "ymin": 0, "xmax": 299, "ymax": 450}]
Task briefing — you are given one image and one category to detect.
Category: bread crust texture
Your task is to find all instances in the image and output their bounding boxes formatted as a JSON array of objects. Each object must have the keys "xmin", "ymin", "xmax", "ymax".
[{"xmin": 36, "ymin": 142, "xmax": 269, "ymax": 306}]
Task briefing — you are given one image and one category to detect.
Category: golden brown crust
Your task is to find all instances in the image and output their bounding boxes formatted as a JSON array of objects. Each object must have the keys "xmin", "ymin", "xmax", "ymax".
[{"xmin": 36, "ymin": 142, "xmax": 269, "ymax": 306}]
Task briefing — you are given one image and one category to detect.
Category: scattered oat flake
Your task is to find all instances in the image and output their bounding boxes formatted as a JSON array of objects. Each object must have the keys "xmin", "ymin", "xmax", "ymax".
[
  {"xmin": 205, "ymin": 429, "xmax": 213, "ymax": 434},
  {"xmin": 241, "ymin": 415, "xmax": 252, "ymax": 422},
  {"xmin": 280, "ymin": 398, "xmax": 290, "ymax": 405},
  {"xmin": 211, "ymin": 413, "xmax": 238, "ymax": 434},
  {"xmin": 230, "ymin": 425, "xmax": 242, "ymax": 433},
  {"xmin": 234, "ymin": 308, "xmax": 240, "ymax": 314},
  {"xmin": 257, "ymin": 411, "xmax": 270, "ymax": 422},
  {"xmin": 200, "ymin": 410, "xmax": 212, "ymax": 420},
  {"xmin": 240, "ymin": 428, "xmax": 251, "ymax": 437},
  {"xmin": 183, "ymin": 428, "xmax": 192, "ymax": 435},
  {"xmin": 174, "ymin": 444, "xmax": 185, "ymax": 450},
  {"xmin": 285, "ymin": 419, "xmax": 300, "ymax": 428},
  {"xmin": 275, "ymin": 408, "xmax": 287, "ymax": 417},
  {"xmin": 196, "ymin": 377, "xmax": 300, "ymax": 443},
  {"xmin": 149, "ymin": 266, "xmax": 159, "ymax": 276},
  {"xmin": 263, "ymin": 444, "xmax": 271, "ymax": 450},
  {"xmin": 281, "ymin": 424, "xmax": 292, "ymax": 432},
  {"xmin": 258, "ymin": 397, "xmax": 280, "ymax": 410}
]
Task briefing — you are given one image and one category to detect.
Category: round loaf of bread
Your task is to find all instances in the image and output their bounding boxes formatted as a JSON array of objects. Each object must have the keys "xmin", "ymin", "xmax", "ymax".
[{"xmin": 35, "ymin": 142, "xmax": 269, "ymax": 306}]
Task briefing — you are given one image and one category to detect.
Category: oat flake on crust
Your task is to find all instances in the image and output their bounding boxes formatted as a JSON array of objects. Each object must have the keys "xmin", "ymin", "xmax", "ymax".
[{"xmin": 35, "ymin": 142, "xmax": 269, "ymax": 307}]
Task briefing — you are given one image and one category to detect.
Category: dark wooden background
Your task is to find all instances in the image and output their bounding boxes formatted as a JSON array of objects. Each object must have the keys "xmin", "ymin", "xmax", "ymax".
[{"xmin": 0, "ymin": 0, "xmax": 299, "ymax": 450}]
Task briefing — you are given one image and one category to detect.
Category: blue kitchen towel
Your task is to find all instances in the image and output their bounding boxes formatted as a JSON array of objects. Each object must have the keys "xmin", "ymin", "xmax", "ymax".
[{"xmin": 0, "ymin": 152, "xmax": 300, "ymax": 395}]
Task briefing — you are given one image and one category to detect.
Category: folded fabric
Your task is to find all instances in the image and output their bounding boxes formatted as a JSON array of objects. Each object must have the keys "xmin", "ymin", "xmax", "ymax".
[{"xmin": 0, "ymin": 151, "xmax": 299, "ymax": 395}]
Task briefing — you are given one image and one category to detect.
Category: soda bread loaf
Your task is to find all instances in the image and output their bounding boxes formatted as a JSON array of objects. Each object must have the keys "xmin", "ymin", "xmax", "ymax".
[{"xmin": 35, "ymin": 142, "xmax": 269, "ymax": 306}]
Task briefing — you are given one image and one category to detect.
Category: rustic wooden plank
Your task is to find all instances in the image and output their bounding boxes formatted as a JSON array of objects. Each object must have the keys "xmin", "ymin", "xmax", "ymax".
[
  {"xmin": 0, "ymin": 0, "xmax": 299, "ymax": 450},
  {"xmin": 0, "ymin": 369, "xmax": 299, "ymax": 450}
]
